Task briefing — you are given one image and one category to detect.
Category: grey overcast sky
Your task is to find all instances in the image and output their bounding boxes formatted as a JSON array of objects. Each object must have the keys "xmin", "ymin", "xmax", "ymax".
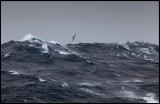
[{"xmin": 1, "ymin": 1, "xmax": 159, "ymax": 45}]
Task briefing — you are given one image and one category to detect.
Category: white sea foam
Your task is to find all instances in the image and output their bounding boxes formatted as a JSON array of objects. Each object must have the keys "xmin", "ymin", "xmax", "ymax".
[
  {"xmin": 117, "ymin": 54, "xmax": 121, "ymax": 56},
  {"xmin": 63, "ymin": 45, "xmax": 80, "ymax": 55},
  {"xmin": 20, "ymin": 33, "xmax": 34, "ymax": 41},
  {"xmin": 86, "ymin": 60, "xmax": 92, "ymax": 63},
  {"xmin": 55, "ymin": 50, "xmax": 71, "ymax": 55},
  {"xmin": 78, "ymin": 82, "xmax": 101, "ymax": 87},
  {"xmin": 9, "ymin": 71, "xmax": 21, "ymax": 75},
  {"xmin": 113, "ymin": 73, "xmax": 120, "ymax": 77},
  {"xmin": 144, "ymin": 55, "xmax": 154, "ymax": 61},
  {"xmin": 126, "ymin": 41, "xmax": 138, "ymax": 45},
  {"xmin": 62, "ymin": 82, "xmax": 69, "ymax": 87},
  {"xmin": 49, "ymin": 40, "xmax": 59, "ymax": 44},
  {"xmin": 122, "ymin": 90, "xmax": 136, "ymax": 98},
  {"xmin": 38, "ymin": 77, "xmax": 46, "ymax": 82},
  {"xmin": 23, "ymin": 100, "xmax": 27, "ymax": 103},
  {"xmin": 133, "ymin": 79, "xmax": 143, "ymax": 82},
  {"xmin": 120, "ymin": 87, "xmax": 139, "ymax": 99},
  {"xmin": 118, "ymin": 42, "xmax": 130, "ymax": 50},
  {"xmin": 80, "ymin": 88, "xmax": 101, "ymax": 96},
  {"xmin": 139, "ymin": 48, "xmax": 151, "ymax": 54},
  {"xmin": 123, "ymin": 53, "xmax": 129, "ymax": 58},
  {"xmin": 4, "ymin": 53, "xmax": 10, "ymax": 58},
  {"xmin": 120, "ymin": 87, "xmax": 159, "ymax": 103},
  {"xmin": 142, "ymin": 93, "xmax": 159, "ymax": 103},
  {"xmin": 131, "ymin": 52, "xmax": 136, "ymax": 56},
  {"xmin": 123, "ymin": 80, "xmax": 130, "ymax": 83},
  {"xmin": 42, "ymin": 43, "xmax": 49, "ymax": 53},
  {"xmin": 29, "ymin": 44, "xmax": 34, "ymax": 47},
  {"xmin": 47, "ymin": 78, "xmax": 59, "ymax": 83},
  {"xmin": 122, "ymin": 79, "xmax": 143, "ymax": 83},
  {"xmin": 20, "ymin": 33, "xmax": 42, "ymax": 43},
  {"xmin": 20, "ymin": 34, "xmax": 50, "ymax": 54},
  {"xmin": 59, "ymin": 51, "xmax": 71, "ymax": 55}
]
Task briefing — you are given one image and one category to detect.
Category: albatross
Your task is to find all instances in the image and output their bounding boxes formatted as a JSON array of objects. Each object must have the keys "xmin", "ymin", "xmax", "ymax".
[{"xmin": 72, "ymin": 34, "xmax": 76, "ymax": 41}]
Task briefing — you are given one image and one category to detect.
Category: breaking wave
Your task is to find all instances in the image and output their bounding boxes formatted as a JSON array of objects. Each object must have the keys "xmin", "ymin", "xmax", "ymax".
[{"xmin": 1, "ymin": 34, "xmax": 159, "ymax": 103}]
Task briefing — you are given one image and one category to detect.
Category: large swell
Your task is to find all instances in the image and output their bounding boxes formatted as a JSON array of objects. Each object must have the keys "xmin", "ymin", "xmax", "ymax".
[{"xmin": 1, "ymin": 34, "xmax": 159, "ymax": 103}]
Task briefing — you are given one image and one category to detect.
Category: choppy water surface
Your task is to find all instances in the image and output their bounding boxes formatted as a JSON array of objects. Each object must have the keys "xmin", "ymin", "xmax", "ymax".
[{"xmin": 1, "ymin": 35, "xmax": 159, "ymax": 103}]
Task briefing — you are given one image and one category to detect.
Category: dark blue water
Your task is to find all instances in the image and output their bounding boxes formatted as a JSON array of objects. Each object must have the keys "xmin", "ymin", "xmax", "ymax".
[{"xmin": 1, "ymin": 35, "xmax": 159, "ymax": 103}]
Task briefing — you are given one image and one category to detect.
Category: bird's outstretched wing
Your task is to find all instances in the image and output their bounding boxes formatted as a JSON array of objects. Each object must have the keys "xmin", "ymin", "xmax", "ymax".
[{"xmin": 72, "ymin": 34, "xmax": 76, "ymax": 41}]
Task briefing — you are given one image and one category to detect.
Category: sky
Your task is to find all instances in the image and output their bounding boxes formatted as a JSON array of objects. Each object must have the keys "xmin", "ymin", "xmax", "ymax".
[{"xmin": 1, "ymin": 1, "xmax": 159, "ymax": 45}]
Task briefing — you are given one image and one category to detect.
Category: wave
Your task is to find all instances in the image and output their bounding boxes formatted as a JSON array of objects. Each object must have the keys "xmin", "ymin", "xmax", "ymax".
[{"xmin": 1, "ymin": 34, "xmax": 159, "ymax": 103}]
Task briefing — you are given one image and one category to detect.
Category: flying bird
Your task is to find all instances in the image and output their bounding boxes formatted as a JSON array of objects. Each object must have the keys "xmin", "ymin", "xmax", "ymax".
[{"xmin": 72, "ymin": 34, "xmax": 76, "ymax": 41}]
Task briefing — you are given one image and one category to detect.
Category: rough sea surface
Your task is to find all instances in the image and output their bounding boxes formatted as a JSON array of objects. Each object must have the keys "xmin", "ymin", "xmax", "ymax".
[{"xmin": 1, "ymin": 34, "xmax": 159, "ymax": 103}]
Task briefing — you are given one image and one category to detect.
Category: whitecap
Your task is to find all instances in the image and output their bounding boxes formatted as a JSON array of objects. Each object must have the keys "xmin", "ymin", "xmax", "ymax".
[
  {"xmin": 119, "ymin": 87, "xmax": 138, "ymax": 98},
  {"xmin": 38, "ymin": 77, "xmax": 46, "ymax": 82},
  {"xmin": 20, "ymin": 34, "xmax": 50, "ymax": 54},
  {"xmin": 123, "ymin": 53, "xmax": 129, "ymax": 58},
  {"xmin": 61, "ymin": 82, "xmax": 69, "ymax": 87},
  {"xmin": 142, "ymin": 93, "xmax": 159, "ymax": 103},
  {"xmin": 42, "ymin": 43, "xmax": 49, "ymax": 53},
  {"xmin": 118, "ymin": 42, "xmax": 130, "ymax": 50},
  {"xmin": 49, "ymin": 40, "xmax": 59, "ymax": 44},
  {"xmin": 122, "ymin": 79, "xmax": 143, "ymax": 83},
  {"xmin": 59, "ymin": 51, "xmax": 71, "ymax": 55},
  {"xmin": 47, "ymin": 78, "xmax": 59, "ymax": 82},
  {"xmin": 133, "ymin": 79, "xmax": 143, "ymax": 82},
  {"xmin": 117, "ymin": 54, "xmax": 121, "ymax": 56},
  {"xmin": 20, "ymin": 33, "xmax": 42, "ymax": 44},
  {"xmin": 4, "ymin": 53, "xmax": 10, "ymax": 58},
  {"xmin": 80, "ymin": 88, "xmax": 101, "ymax": 96},
  {"xmin": 28, "ymin": 44, "xmax": 35, "ymax": 47},
  {"xmin": 123, "ymin": 80, "xmax": 130, "ymax": 83},
  {"xmin": 63, "ymin": 45, "xmax": 80, "ymax": 55},
  {"xmin": 139, "ymin": 48, "xmax": 151, "ymax": 54},
  {"xmin": 78, "ymin": 82, "xmax": 101, "ymax": 87},
  {"xmin": 122, "ymin": 90, "xmax": 136, "ymax": 98},
  {"xmin": 144, "ymin": 55, "xmax": 154, "ymax": 61},
  {"xmin": 55, "ymin": 50, "xmax": 71, "ymax": 55},
  {"xmin": 113, "ymin": 73, "xmax": 120, "ymax": 77},
  {"xmin": 131, "ymin": 52, "xmax": 136, "ymax": 56},
  {"xmin": 86, "ymin": 60, "xmax": 92, "ymax": 63},
  {"xmin": 23, "ymin": 100, "xmax": 27, "ymax": 103},
  {"xmin": 120, "ymin": 87, "xmax": 159, "ymax": 103},
  {"xmin": 9, "ymin": 71, "xmax": 21, "ymax": 75}
]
